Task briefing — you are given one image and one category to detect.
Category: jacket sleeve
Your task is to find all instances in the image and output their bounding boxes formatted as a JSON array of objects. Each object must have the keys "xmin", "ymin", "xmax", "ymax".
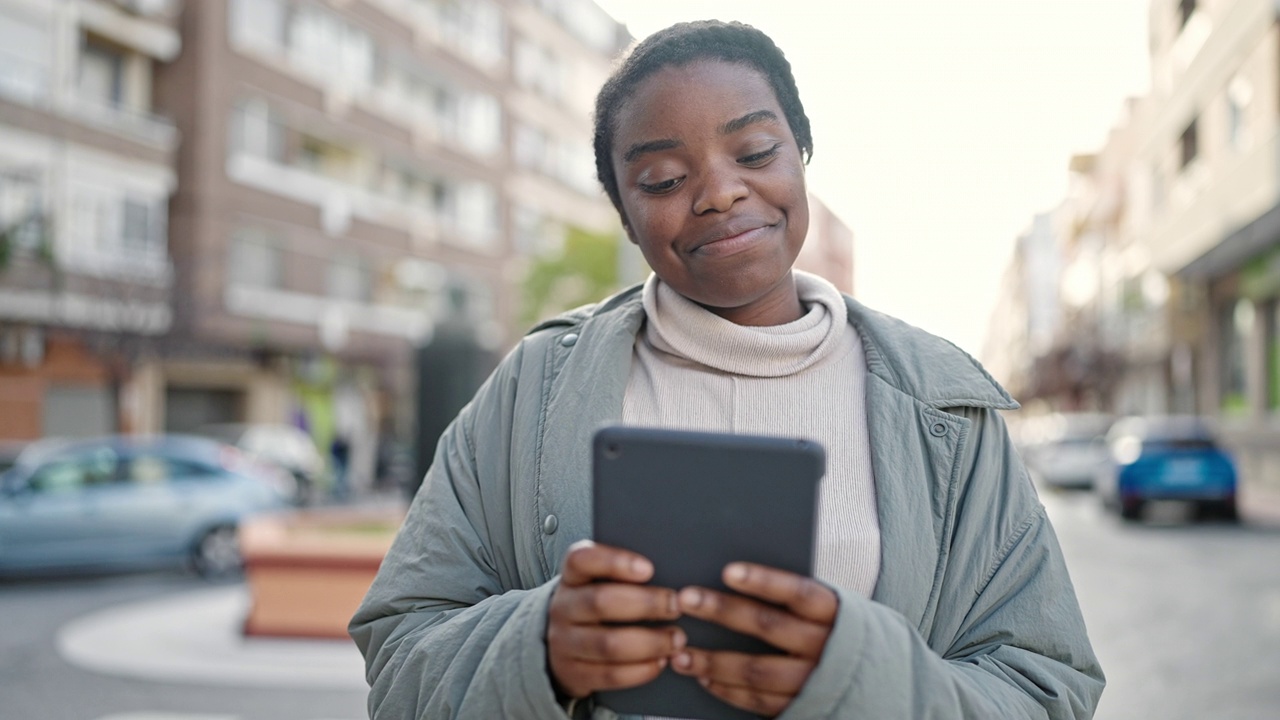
[
  {"xmin": 347, "ymin": 343, "xmax": 569, "ymax": 720},
  {"xmin": 780, "ymin": 408, "xmax": 1105, "ymax": 720}
]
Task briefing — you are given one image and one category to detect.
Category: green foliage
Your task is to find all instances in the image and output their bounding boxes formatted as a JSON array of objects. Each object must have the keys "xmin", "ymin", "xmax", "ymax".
[{"xmin": 520, "ymin": 225, "xmax": 622, "ymax": 327}]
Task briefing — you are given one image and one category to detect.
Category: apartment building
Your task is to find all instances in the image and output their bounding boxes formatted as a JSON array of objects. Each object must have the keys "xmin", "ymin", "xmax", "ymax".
[
  {"xmin": 137, "ymin": 0, "xmax": 631, "ymax": 489},
  {"xmin": 1137, "ymin": 0, "xmax": 1280, "ymax": 490},
  {"xmin": 0, "ymin": 0, "xmax": 180, "ymax": 439},
  {"xmin": 989, "ymin": 0, "xmax": 1280, "ymax": 495}
]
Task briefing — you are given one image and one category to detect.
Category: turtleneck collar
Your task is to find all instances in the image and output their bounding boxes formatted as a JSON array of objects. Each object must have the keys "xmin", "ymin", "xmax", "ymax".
[{"xmin": 640, "ymin": 270, "xmax": 849, "ymax": 378}]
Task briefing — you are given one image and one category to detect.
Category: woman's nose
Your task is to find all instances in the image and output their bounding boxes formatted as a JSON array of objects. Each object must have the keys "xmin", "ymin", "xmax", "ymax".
[{"xmin": 692, "ymin": 165, "xmax": 748, "ymax": 215}]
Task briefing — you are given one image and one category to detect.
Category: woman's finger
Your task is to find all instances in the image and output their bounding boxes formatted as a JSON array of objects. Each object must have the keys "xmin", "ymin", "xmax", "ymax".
[
  {"xmin": 701, "ymin": 678, "xmax": 793, "ymax": 718},
  {"xmin": 560, "ymin": 540, "xmax": 655, "ymax": 586},
  {"xmin": 553, "ymin": 623, "xmax": 685, "ymax": 663},
  {"xmin": 722, "ymin": 563, "xmax": 838, "ymax": 624},
  {"xmin": 677, "ymin": 587, "xmax": 829, "ymax": 657},
  {"xmin": 551, "ymin": 582, "xmax": 679, "ymax": 624},
  {"xmin": 556, "ymin": 657, "xmax": 670, "ymax": 693},
  {"xmin": 671, "ymin": 647, "xmax": 813, "ymax": 695}
]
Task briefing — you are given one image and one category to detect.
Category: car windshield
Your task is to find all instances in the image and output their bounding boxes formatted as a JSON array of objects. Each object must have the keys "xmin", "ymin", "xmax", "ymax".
[{"xmin": 1143, "ymin": 437, "xmax": 1216, "ymax": 452}]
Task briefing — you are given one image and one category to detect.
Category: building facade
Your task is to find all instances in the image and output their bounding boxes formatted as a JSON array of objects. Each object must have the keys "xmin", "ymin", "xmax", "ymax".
[
  {"xmin": 988, "ymin": 0, "xmax": 1280, "ymax": 499},
  {"xmin": 147, "ymin": 0, "xmax": 631, "ymax": 492},
  {"xmin": 0, "ymin": 0, "xmax": 180, "ymax": 439}
]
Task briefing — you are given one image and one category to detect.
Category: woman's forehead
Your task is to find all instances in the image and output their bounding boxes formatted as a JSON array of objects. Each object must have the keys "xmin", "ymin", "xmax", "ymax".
[{"xmin": 614, "ymin": 60, "xmax": 783, "ymax": 141}]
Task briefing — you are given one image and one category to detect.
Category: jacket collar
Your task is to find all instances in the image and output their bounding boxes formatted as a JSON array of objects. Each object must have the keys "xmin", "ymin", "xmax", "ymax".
[{"xmin": 843, "ymin": 296, "xmax": 1018, "ymax": 411}]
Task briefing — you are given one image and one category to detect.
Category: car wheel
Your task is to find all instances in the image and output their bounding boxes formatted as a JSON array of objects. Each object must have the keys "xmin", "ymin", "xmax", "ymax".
[
  {"xmin": 192, "ymin": 524, "xmax": 242, "ymax": 577},
  {"xmin": 1119, "ymin": 498, "xmax": 1144, "ymax": 521}
]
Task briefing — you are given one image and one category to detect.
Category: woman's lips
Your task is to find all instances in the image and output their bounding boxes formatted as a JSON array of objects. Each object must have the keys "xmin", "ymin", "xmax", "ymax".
[{"xmin": 691, "ymin": 224, "xmax": 776, "ymax": 257}]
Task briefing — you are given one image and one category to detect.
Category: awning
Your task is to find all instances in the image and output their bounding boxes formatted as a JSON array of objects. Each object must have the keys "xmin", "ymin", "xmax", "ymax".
[{"xmin": 1179, "ymin": 200, "xmax": 1280, "ymax": 280}]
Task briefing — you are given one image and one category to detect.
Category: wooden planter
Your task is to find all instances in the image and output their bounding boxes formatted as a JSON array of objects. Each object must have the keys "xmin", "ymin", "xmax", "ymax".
[{"xmin": 239, "ymin": 507, "xmax": 403, "ymax": 640}]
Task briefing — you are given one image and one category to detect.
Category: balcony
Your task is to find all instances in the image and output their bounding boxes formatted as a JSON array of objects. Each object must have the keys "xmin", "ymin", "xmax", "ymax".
[
  {"xmin": 226, "ymin": 152, "xmax": 497, "ymax": 251},
  {"xmin": 60, "ymin": 93, "xmax": 179, "ymax": 150}
]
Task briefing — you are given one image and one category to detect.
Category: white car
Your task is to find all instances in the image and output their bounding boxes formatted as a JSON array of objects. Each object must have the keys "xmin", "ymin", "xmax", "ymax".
[{"xmin": 1021, "ymin": 413, "xmax": 1114, "ymax": 490}]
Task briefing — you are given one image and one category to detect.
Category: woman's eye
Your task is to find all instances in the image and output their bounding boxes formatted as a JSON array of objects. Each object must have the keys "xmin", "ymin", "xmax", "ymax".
[
  {"xmin": 638, "ymin": 177, "xmax": 683, "ymax": 194},
  {"xmin": 739, "ymin": 143, "xmax": 782, "ymax": 166}
]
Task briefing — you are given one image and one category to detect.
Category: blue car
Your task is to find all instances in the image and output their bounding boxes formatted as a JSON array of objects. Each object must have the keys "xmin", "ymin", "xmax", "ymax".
[
  {"xmin": 1096, "ymin": 416, "xmax": 1238, "ymax": 522},
  {"xmin": 0, "ymin": 434, "xmax": 290, "ymax": 577}
]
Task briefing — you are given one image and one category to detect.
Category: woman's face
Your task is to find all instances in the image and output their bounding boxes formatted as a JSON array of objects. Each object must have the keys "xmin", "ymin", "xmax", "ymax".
[{"xmin": 611, "ymin": 59, "xmax": 809, "ymax": 326}]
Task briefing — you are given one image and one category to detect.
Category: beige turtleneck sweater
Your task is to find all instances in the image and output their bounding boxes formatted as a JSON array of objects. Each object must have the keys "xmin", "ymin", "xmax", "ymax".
[{"xmin": 621, "ymin": 270, "xmax": 881, "ymax": 597}]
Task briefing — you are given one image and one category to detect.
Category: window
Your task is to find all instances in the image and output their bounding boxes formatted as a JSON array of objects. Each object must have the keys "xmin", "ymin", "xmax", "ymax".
[
  {"xmin": 231, "ymin": 99, "xmax": 285, "ymax": 161},
  {"xmin": 229, "ymin": 228, "xmax": 284, "ymax": 289},
  {"xmin": 122, "ymin": 198, "xmax": 163, "ymax": 254},
  {"xmin": 1220, "ymin": 298, "xmax": 1252, "ymax": 413},
  {"xmin": 289, "ymin": 6, "xmax": 374, "ymax": 88},
  {"xmin": 459, "ymin": 92, "xmax": 501, "ymax": 156},
  {"xmin": 327, "ymin": 254, "xmax": 371, "ymax": 302},
  {"xmin": 0, "ymin": 170, "xmax": 43, "ymax": 251},
  {"xmin": 513, "ymin": 39, "xmax": 564, "ymax": 101},
  {"xmin": 0, "ymin": 7, "xmax": 51, "ymax": 102},
  {"xmin": 1179, "ymin": 118, "xmax": 1198, "ymax": 170},
  {"xmin": 439, "ymin": 0, "xmax": 504, "ymax": 67},
  {"xmin": 1227, "ymin": 76, "xmax": 1252, "ymax": 150},
  {"xmin": 455, "ymin": 182, "xmax": 499, "ymax": 248},
  {"xmin": 67, "ymin": 183, "xmax": 168, "ymax": 260},
  {"xmin": 29, "ymin": 449, "xmax": 118, "ymax": 493},
  {"xmin": 230, "ymin": 0, "xmax": 287, "ymax": 52},
  {"xmin": 79, "ymin": 40, "xmax": 125, "ymax": 108}
]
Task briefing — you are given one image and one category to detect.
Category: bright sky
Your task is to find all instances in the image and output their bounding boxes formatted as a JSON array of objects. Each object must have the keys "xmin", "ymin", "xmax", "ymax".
[{"xmin": 592, "ymin": 0, "xmax": 1151, "ymax": 357}]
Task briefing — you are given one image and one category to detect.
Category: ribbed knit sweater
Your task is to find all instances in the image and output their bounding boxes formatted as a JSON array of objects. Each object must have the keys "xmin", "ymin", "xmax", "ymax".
[{"xmin": 622, "ymin": 270, "xmax": 881, "ymax": 597}]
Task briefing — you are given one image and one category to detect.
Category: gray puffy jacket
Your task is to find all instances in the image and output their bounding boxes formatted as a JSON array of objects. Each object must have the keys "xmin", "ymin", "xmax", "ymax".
[{"xmin": 350, "ymin": 286, "xmax": 1105, "ymax": 719}]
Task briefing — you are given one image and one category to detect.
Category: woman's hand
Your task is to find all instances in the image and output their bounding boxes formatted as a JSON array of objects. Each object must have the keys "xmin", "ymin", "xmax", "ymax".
[
  {"xmin": 547, "ymin": 541, "xmax": 687, "ymax": 700},
  {"xmin": 671, "ymin": 562, "xmax": 838, "ymax": 718}
]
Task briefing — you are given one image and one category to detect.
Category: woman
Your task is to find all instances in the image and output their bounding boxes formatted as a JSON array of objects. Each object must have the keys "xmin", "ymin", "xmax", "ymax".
[{"xmin": 350, "ymin": 20, "xmax": 1104, "ymax": 720}]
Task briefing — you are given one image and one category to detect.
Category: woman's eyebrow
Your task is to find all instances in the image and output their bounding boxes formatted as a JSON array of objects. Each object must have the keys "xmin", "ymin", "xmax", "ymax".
[
  {"xmin": 720, "ymin": 109, "xmax": 779, "ymax": 135},
  {"xmin": 623, "ymin": 138, "xmax": 682, "ymax": 163}
]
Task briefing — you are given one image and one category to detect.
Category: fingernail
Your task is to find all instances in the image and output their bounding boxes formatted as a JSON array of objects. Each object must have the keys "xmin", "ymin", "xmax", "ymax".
[
  {"xmin": 680, "ymin": 588, "xmax": 703, "ymax": 608},
  {"xmin": 668, "ymin": 592, "xmax": 679, "ymax": 616},
  {"xmin": 673, "ymin": 651, "xmax": 691, "ymax": 669},
  {"xmin": 672, "ymin": 630, "xmax": 686, "ymax": 651},
  {"xmin": 631, "ymin": 557, "xmax": 652, "ymax": 576},
  {"xmin": 699, "ymin": 677, "xmax": 711, "ymax": 688},
  {"xmin": 725, "ymin": 563, "xmax": 747, "ymax": 583},
  {"xmin": 657, "ymin": 657, "xmax": 668, "ymax": 669}
]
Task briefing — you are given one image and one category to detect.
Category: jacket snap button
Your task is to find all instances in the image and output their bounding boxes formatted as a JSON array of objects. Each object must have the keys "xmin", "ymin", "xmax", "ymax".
[
  {"xmin": 543, "ymin": 514, "xmax": 559, "ymax": 535},
  {"xmin": 929, "ymin": 422, "xmax": 948, "ymax": 438},
  {"xmin": 560, "ymin": 333, "xmax": 578, "ymax": 347}
]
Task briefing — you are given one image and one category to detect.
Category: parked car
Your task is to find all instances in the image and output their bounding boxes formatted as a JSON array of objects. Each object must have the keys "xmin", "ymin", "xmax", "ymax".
[
  {"xmin": 196, "ymin": 423, "xmax": 325, "ymax": 504},
  {"xmin": 1095, "ymin": 416, "xmax": 1238, "ymax": 522},
  {"xmin": 0, "ymin": 440, "xmax": 27, "ymax": 476},
  {"xmin": 1020, "ymin": 412, "xmax": 1114, "ymax": 490},
  {"xmin": 0, "ymin": 434, "xmax": 290, "ymax": 577}
]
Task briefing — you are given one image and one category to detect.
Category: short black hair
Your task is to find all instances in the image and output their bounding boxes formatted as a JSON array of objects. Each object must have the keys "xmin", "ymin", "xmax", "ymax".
[{"xmin": 593, "ymin": 20, "xmax": 813, "ymax": 218}]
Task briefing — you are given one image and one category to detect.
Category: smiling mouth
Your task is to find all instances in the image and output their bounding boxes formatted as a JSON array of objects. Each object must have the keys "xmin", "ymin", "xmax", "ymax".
[{"xmin": 692, "ymin": 224, "xmax": 777, "ymax": 257}]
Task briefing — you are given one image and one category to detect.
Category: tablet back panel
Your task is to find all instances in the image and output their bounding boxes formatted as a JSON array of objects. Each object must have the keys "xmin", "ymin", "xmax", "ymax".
[{"xmin": 591, "ymin": 426, "xmax": 824, "ymax": 720}]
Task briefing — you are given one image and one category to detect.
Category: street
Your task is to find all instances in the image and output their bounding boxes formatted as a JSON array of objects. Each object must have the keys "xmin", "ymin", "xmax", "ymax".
[
  {"xmin": 0, "ymin": 490, "xmax": 1278, "ymax": 720},
  {"xmin": 0, "ymin": 572, "xmax": 368, "ymax": 720},
  {"xmin": 1045, "ymin": 489, "xmax": 1280, "ymax": 720}
]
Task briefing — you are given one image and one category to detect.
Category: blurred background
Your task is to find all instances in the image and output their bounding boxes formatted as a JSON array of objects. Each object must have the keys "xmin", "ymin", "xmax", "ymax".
[{"xmin": 0, "ymin": 0, "xmax": 1278, "ymax": 719}]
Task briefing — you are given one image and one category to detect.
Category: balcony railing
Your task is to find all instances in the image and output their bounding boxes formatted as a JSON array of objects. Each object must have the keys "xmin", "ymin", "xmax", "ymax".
[
  {"xmin": 226, "ymin": 152, "xmax": 500, "ymax": 251},
  {"xmin": 60, "ymin": 94, "xmax": 179, "ymax": 150}
]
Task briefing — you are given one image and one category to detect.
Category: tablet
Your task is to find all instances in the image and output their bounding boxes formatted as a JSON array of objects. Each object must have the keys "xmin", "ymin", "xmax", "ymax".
[{"xmin": 591, "ymin": 425, "xmax": 825, "ymax": 720}]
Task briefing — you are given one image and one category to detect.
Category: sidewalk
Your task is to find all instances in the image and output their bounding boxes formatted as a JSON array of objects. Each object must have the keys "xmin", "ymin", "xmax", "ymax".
[
  {"xmin": 1241, "ymin": 481, "xmax": 1280, "ymax": 526},
  {"xmin": 56, "ymin": 584, "xmax": 367, "ymax": 690}
]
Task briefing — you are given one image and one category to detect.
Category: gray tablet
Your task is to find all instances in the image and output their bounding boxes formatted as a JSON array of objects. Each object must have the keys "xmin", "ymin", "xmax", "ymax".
[{"xmin": 591, "ymin": 425, "xmax": 825, "ymax": 720}]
